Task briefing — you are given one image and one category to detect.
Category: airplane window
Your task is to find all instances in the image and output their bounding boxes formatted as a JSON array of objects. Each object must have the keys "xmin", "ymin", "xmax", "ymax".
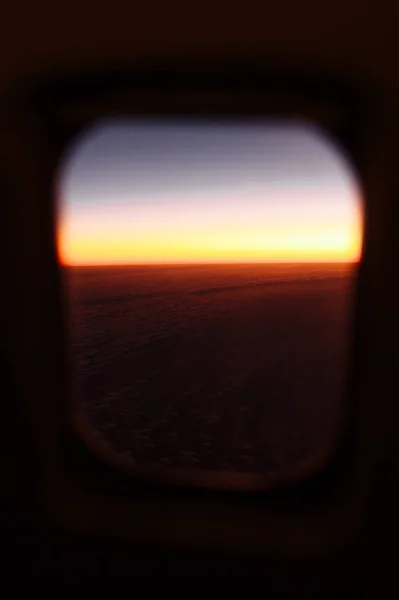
[{"xmin": 57, "ymin": 118, "xmax": 363, "ymax": 490}]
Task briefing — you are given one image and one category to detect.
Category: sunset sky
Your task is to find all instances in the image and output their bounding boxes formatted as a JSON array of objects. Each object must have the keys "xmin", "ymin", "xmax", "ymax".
[{"xmin": 58, "ymin": 119, "xmax": 362, "ymax": 265}]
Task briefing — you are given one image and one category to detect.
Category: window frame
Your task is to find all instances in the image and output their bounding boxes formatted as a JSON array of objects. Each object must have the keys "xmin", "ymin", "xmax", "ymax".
[{"xmin": 10, "ymin": 63, "xmax": 373, "ymax": 556}]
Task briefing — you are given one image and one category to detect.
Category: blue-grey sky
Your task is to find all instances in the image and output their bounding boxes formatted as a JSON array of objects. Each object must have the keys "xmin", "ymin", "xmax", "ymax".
[{"xmin": 58, "ymin": 119, "xmax": 362, "ymax": 264}]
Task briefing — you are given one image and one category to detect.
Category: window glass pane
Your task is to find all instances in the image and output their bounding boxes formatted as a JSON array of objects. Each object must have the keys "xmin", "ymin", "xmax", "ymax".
[{"xmin": 58, "ymin": 119, "xmax": 362, "ymax": 489}]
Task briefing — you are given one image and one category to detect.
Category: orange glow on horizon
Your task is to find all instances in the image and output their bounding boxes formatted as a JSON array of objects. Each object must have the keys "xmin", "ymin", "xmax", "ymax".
[{"xmin": 58, "ymin": 207, "xmax": 362, "ymax": 266}]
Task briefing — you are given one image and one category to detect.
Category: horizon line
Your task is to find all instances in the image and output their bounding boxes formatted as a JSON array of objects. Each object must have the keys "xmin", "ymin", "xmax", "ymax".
[{"xmin": 62, "ymin": 259, "xmax": 360, "ymax": 267}]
